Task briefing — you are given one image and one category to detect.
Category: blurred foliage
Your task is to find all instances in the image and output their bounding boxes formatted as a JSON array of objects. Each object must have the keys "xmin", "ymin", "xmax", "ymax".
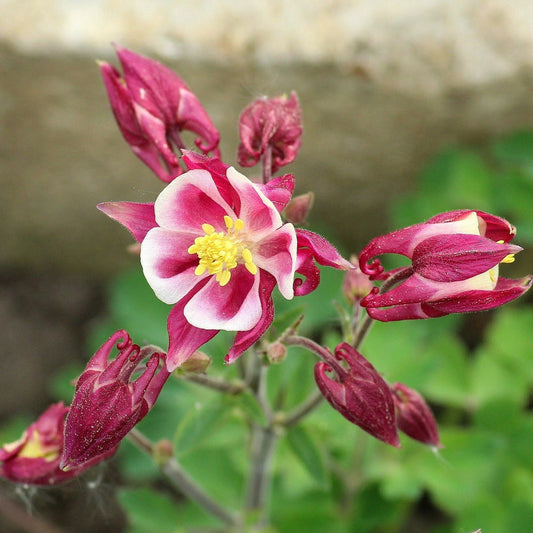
[{"xmin": 3, "ymin": 129, "xmax": 533, "ymax": 533}]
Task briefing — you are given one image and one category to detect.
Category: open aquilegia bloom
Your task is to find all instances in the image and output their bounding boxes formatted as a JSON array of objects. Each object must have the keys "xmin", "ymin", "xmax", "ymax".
[
  {"xmin": 99, "ymin": 152, "xmax": 351, "ymax": 369},
  {"xmin": 359, "ymin": 210, "xmax": 532, "ymax": 320}
]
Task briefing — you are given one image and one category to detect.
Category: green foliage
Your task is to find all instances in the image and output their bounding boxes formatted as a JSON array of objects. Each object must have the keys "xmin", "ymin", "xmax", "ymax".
[{"xmin": 13, "ymin": 129, "xmax": 531, "ymax": 532}]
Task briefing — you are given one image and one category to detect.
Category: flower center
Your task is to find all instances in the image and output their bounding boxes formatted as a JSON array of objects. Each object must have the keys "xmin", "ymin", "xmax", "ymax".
[{"xmin": 188, "ymin": 216, "xmax": 258, "ymax": 286}]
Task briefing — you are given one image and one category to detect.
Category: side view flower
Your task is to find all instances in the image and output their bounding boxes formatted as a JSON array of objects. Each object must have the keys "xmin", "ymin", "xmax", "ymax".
[
  {"xmin": 314, "ymin": 343, "xmax": 400, "ymax": 447},
  {"xmin": 0, "ymin": 403, "xmax": 114, "ymax": 485},
  {"xmin": 99, "ymin": 152, "xmax": 351, "ymax": 369},
  {"xmin": 359, "ymin": 210, "xmax": 532, "ymax": 320},
  {"xmin": 60, "ymin": 330, "xmax": 170, "ymax": 470},
  {"xmin": 99, "ymin": 44, "xmax": 220, "ymax": 182}
]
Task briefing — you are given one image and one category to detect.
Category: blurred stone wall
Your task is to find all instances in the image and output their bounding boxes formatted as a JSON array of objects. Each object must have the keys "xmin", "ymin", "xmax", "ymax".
[{"xmin": 2, "ymin": 0, "xmax": 533, "ymax": 276}]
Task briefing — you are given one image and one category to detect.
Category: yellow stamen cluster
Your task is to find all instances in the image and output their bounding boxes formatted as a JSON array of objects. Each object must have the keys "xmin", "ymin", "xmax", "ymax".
[
  {"xmin": 18, "ymin": 430, "xmax": 57, "ymax": 462},
  {"xmin": 188, "ymin": 216, "xmax": 258, "ymax": 286}
]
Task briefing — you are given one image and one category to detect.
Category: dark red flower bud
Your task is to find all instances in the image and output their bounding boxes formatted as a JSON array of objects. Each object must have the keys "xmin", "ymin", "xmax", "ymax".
[
  {"xmin": 314, "ymin": 343, "xmax": 400, "ymax": 447},
  {"xmin": 60, "ymin": 330, "xmax": 171, "ymax": 471},
  {"xmin": 391, "ymin": 383, "xmax": 442, "ymax": 448}
]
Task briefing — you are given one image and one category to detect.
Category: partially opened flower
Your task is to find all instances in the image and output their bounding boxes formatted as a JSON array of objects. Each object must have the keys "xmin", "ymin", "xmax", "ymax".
[
  {"xmin": 359, "ymin": 210, "xmax": 532, "ymax": 320},
  {"xmin": 99, "ymin": 152, "xmax": 351, "ymax": 369},
  {"xmin": 237, "ymin": 92, "xmax": 302, "ymax": 178},
  {"xmin": 0, "ymin": 403, "xmax": 113, "ymax": 485},
  {"xmin": 314, "ymin": 343, "xmax": 400, "ymax": 447},
  {"xmin": 60, "ymin": 330, "xmax": 170, "ymax": 470},
  {"xmin": 391, "ymin": 383, "xmax": 442, "ymax": 448},
  {"xmin": 100, "ymin": 45, "xmax": 220, "ymax": 182}
]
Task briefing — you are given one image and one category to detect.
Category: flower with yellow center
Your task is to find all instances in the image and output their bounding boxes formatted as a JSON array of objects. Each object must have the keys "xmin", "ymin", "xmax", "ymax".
[
  {"xmin": 359, "ymin": 209, "xmax": 532, "ymax": 321},
  {"xmin": 188, "ymin": 216, "xmax": 257, "ymax": 287}
]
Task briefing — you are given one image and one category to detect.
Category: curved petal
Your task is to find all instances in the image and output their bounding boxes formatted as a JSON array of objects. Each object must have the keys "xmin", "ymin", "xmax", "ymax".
[
  {"xmin": 293, "ymin": 247, "xmax": 321, "ymax": 296},
  {"xmin": 166, "ymin": 286, "xmax": 219, "ymax": 371},
  {"xmin": 295, "ymin": 229, "xmax": 352, "ymax": 270},
  {"xmin": 226, "ymin": 167, "xmax": 283, "ymax": 239},
  {"xmin": 359, "ymin": 211, "xmax": 481, "ymax": 277},
  {"xmin": 141, "ymin": 227, "xmax": 204, "ymax": 304},
  {"xmin": 254, "ymin": 224, "xmax": 297, "ymax": 299},
  {"xmin": 366, "ymin": 302, "xmax": 447, "ymax": 321},
  {"xmin": 98, "ymin": 202, "xmax": 156, "ymax": 243},
  {"xmin": 154, "ymin": 169, "xmax": 234, "ymax": 232},
  {"xmin": 412, "ymin": 234, "xmax": 522, "ymax": 282},
  {"xmin": 225, "ymin": 271, "xmax": 277, "ymax": 364},
  {"xmin": 427, "ymin": 275, "xmax": 533, "ymax": 314},
  {"xmin": 184, "ymin": 265, "xmax": 261, "ymax": 330}
]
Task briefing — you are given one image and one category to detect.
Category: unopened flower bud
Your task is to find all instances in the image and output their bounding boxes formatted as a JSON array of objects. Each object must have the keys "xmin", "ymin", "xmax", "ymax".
[
  {"xmin": 315, "ymin": 343, "xmax": 400, "ymax": 447},
  {"xmin": 237, "ymin": 91, "xmax": 302, "ymax": 177},
  {"xmin": 343, "ymin": 255, "xmax": 374, "ymax": 304},
  {"xmin": 266, "ymin": 341, "xmax": 287, "ymax": 364},
  {"xmin": 100, "ymin": 45, "xmax": 220, "ymax": 182},
  {"xmin": 391, "ymin": 383, "xmax": 442, "ymax": 448},
  {"xmin": 284, "ymin": 192, "xmax": 314, "ymax": 225},
  {"xmin": 153, "ymin": 439, "xmax": 174, "ymax": 465},
  {"xmin": 179, "ymin": 350, "xmax": 212, "ymax": 374},
  {"xmin": 60, "ymin": 330, "xmax": 171, "ymax": 471}
]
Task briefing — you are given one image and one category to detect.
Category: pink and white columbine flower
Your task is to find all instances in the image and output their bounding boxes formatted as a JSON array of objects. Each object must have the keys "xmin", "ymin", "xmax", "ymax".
[
  {"xmin": 359, "ymin": 210, "xmax": 532, "ymax": 321},
  {"xmin": 99, "ymin": 152, "xmax": 351, "ymax": 369}
]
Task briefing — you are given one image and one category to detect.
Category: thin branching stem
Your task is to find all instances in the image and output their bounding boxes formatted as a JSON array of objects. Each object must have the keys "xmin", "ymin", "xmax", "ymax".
[
  {"xmin": 127, "ymin": 428, "xmax": 240, "ymax": 528},
  {"xmin": 181, "ymin": 372, "xmax": 245, "ymax": 395}
]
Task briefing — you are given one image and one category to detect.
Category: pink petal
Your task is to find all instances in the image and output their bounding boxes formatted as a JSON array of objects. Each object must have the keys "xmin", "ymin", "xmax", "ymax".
[
  {"xmin": 412, "ymin": 234, "xmax": 522, "ymax": 282},
  {"xmin": 226, "ymin": 167, "xmax": 283, "ymax": 239},
  {"xmin": 366, "ymin": 302, "xmax": 447, "ymax": 321},
  {"xmin": 97, "ymin": 202, "xmax": 157, "ymax": 242},
  {"xmin": 295, "ymin": 229, "xmax": 352, "ymax": 270},
  {"xmin": 184, "ymin": 265, "xmax": 261, "ymax": 330},
  {"xmin": 359, "ymin": 212, "xmax": 482, "ymax": 277},
  {"xmin": 154, "ymin": 169, "xmax": 234, "ymax": 233},
  {"xmin": 166, "ymin": 286, "xmax": 219, "ymax": 371},
  {"xmin": 427, "ymin": 275, "xmax": 533, "ymax": 314},
  {"xmin": 133, "ymin": 102, "xmax": 180, "ymax": 166},
  {"xmin": 254, "ymin": 224, "xmax": 297, "ymax": 299},
  {"xmin": 293, "ymin": 247, "xmax": 320, "ymax": 296},
  {"xmin": 225, "ymin": 271, "xmax": 277, "ymax": 364},
  {"xmin": 428, "ymin": 210, "xmax": 517, "ymax": 243},
  {"xmin": 141, "ymin": 227, "xmax": 203, "ymax": 304},
  {"xmin": 256, "ymin": 173, "xmax": 295, "ymax": 213}
]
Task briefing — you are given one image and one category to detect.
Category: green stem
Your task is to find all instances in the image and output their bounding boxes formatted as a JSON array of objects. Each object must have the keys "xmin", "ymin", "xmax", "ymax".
[
  {"xmin": 283, "ymin": 389, "xmax": 324, "ymax": 427},
  {"xmin": 127, "ymin": 428, "xmax": 240, "ymax": 528},
  {"xmin": 182, "ymin": 372, "xmax": 245, "ymax": 395}
]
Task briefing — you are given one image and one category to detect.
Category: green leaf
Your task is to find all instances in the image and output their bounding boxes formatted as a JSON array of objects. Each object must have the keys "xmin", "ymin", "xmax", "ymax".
[
  {"xmin": 118, "ymin": 487, "xmax": 183, "ymax": 533},
  {"xmin": 174, "ymin": 398, "xmax": 229, "ymax": 458},
  {"xmin": 286, "ymin": 424, "xmax": 329, "ymax": 489}
]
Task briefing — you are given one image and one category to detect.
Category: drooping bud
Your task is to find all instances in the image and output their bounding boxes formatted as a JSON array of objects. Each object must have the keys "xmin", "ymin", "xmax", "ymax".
[
  {"xmin": 0, "ymin": 403, "xmax": 114, "ymax": 485},
  {"xmin": 237, "ymin": 92, "xmax": 302, "ymax": 178},
  {"xmin": 391, "ymin": 383, "xmax": 442, "ymax": 448},
  {"xmin": 284, "ymin": 192, "xmax": 314, "ymax": 225},
  {"xmin": 342, "ymin": 254, "xmax": 374, "ymax": 304},
  {"xmin": 60, "ymin": 330, "xmax": 171, "ymax": 471},
  {"xmin": 314, "ymin": 343, "xmax": 400, "ymax": 447}
]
